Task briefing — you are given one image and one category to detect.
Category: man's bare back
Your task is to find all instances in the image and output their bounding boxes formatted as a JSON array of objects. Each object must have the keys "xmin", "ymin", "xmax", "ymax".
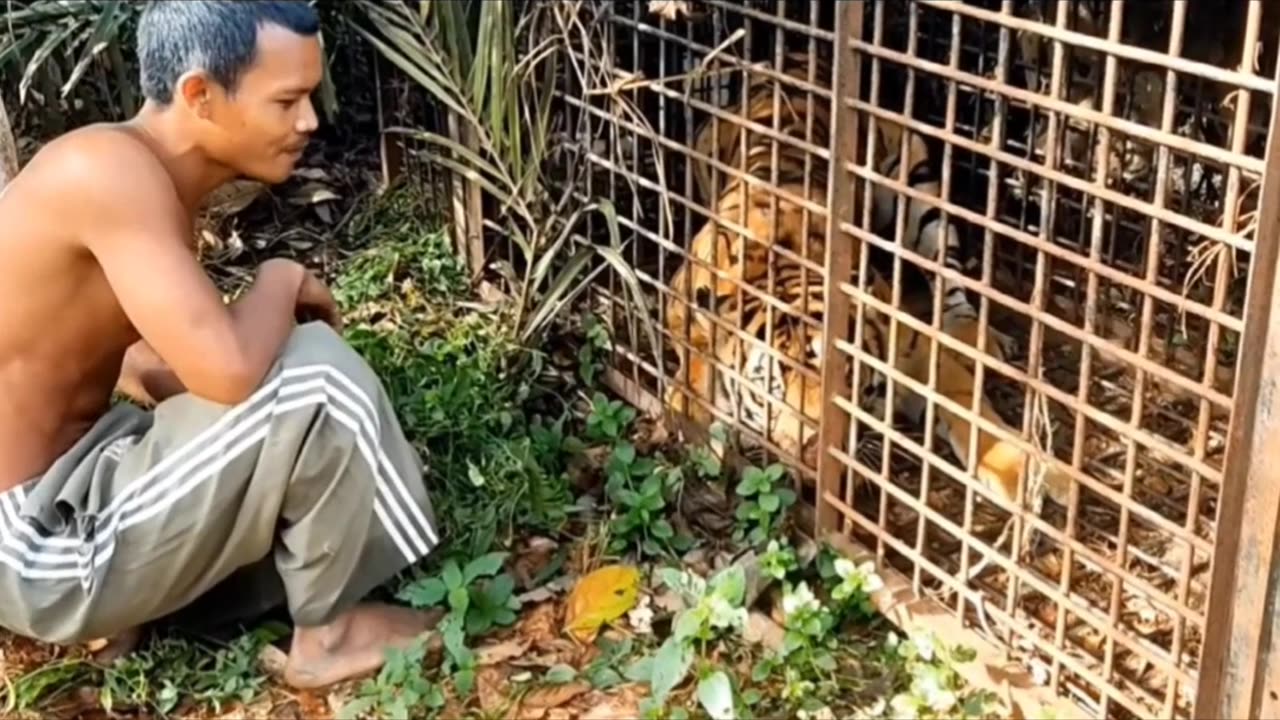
[{"xmin": 0, "ymin": 125, "xmax": 182, "ymax": 492}]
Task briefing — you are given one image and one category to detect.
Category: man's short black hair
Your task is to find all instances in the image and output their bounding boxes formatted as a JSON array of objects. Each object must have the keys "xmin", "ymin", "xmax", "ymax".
[{"xmin": 137, "ymin": 0, "xmax": 320, "ymax": 105}]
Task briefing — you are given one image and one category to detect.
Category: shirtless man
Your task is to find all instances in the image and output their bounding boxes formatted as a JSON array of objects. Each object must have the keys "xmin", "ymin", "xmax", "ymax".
[{"xmin": 0, "ymin": 0, "xmax": 442, "ymax": 689}]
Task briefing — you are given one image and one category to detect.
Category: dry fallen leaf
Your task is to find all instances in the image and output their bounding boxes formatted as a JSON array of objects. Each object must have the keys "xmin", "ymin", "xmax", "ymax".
[
  {"xmin": 514, "ymin": 536, "xmax": 561, "ymax": 589},
  {"xmin": 288, "ymin": 181, "xmax": 341, "ymax": 205},
  {"xmin": 743, "ymin": 610, "xmax": 785, "ymax": 651},
  {"xmin": 291, "ymin": 167, "xmax": 331, "ymax": 181},
  {"xmin": 476, "ymin": 665, "xmax": 511, "ymax": 713},
  {"xmin": 519, "ymin": 681, "xmax": 592, "ymax": 712},
  {"xmin": 205, "ymin": 179, "xmax": 267, "ymax": 216},
  {"xmin": 517, "ymin": 574, "xmax": 576, "ymax": 605},
  {"xmin": 563, "ymin": 565, "xmax": 642, "ymax": 643},
  {"xmin": 476, "ymin": 638, "xmax": 532, "ymax": 666},
  {"xmin": 580, "ymin": 685, "xmax": 649, "ymax": 720},
  {"xmin": 518, "ymin": 601, "xmax": 562, "ymax": 648},
  {"xmin": 648, "ymin": 0, "xmax": 690, "ymax": 21}
]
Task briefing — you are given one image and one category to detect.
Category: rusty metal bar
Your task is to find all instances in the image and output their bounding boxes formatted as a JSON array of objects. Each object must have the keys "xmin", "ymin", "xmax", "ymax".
[
  {"xmin": 815, "ymin": 1, "xmax": 863, "ymax": 534},
  {"xmin": 1136, "ymin": 5, "xmax": 1190, "ymax": 714},
  {"xmin": 931, "ymin": 1, "xmax": 1274, "ymax": 95},
  {"xmin": 834, "ymin": 280, "xmax": 1216, "ymax": 555},
  {"xmin": 1041, "ymin": 0, "xmax": 1076, "ymax": 697},
  {"xmin": 1194, "ymin": 49, "xmax": 1280, "ymax": 720},
  {"xmin": 566, "ymin": 78, "xmax": 1245, "ymax": 343},
  {"xmin": 843, "ymin": 84, "xmax": 1256, "ymax": 254}
]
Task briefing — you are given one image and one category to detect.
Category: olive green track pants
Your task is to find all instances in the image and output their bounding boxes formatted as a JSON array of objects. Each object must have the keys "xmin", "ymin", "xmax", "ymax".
[{"xmin": 0, "ymin": 322, "xmax": 441, "ymax": 644}]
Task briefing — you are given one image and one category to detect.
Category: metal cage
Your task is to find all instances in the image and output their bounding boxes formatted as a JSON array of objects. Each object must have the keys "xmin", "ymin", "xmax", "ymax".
[{"xmin": 468, "ymin": 1, "xmax": 1280, "ymax": 717}]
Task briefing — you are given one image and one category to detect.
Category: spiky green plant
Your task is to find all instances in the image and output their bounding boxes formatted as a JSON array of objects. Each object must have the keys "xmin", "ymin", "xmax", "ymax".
[
  {"xmin": 0, "ymin": 0, "xmax": 344, "ymax": 129},
  {"xmin": 346, "ymin": 0, "xmax": 659, "ymax": 356}
]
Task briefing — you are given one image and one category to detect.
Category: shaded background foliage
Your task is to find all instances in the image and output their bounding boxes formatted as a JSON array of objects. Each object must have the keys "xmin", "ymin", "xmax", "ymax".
[{"xmin": 0, "ymin": 0, "xmax": 385, "ymax": 159}]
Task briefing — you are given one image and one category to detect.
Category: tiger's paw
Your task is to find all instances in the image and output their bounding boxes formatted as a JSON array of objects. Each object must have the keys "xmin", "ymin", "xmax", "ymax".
[
  {"xmin": 976, "ymin": 440, "xmax": 1073, "ymax": 508},
  {"xmin": 975, "ymin": 440, "xmax": 1029, "ymax": 505}
]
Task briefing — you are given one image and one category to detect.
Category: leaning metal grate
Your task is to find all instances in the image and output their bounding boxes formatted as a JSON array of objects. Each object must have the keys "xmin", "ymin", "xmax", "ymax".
[{"xmin": 528, "ymin": 1, "xmax": 1278, "ymax": 717}]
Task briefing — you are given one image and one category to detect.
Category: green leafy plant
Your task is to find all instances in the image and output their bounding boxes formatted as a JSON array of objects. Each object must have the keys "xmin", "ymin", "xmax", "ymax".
[
  {"xmin": 580, "ymin": 635, "xmax": 636, "ymax": 690},
  {"xmin": 90, "ymin": 627, "xmax": 282, "ymax": 717},
  {"xmin": 577, "ymin": 314, "xmax": 612, "ymax": 387},
  {"xmin": 347, "ymin": 0, "xmax": 660, "ymax": 355},
  {"xmin": 603, "ymin": 442, "xmax": 691, "ymax": 559},
  {"xmin": 882, "ymin": 631, "xmax": 1002, "ymax": 720},
  {"xmin": 397, "ymin": 551, "xmax": 521, "ymax": 635},
  {"xmin": 338, "ymin": 639, "xmax": 445, "ymax": 720},
  {"xmin": 626, "ymin": 565, "xmax": 750, "ymax": 717},
  {"xmin": 818, "ymin": 550, "xmax": 884, "ymax": 621},
  {"xmin": 0, "ymin": 0, "xmax": 142, "ymax": 125},
  {"xmin": 761, "ymin": 539, "xmax": 800, "ymax": 581},
  {"xmin": 396, "ymin": 551, "xmax": 521, "ymax": 698},
  {"xmin": 1, "ymin": 0, "xmax": 344, "ymax": 132},
  {"xmin": 733, "ymin": 463, "xmax": 797, "ymax": 546},
  {"xmin": 335, "ymin": 217, "xmax": 578, "ymax": 555},
  {"xmin": 586, "ymin": 392, "xmax": 637, "ymax": 443}
]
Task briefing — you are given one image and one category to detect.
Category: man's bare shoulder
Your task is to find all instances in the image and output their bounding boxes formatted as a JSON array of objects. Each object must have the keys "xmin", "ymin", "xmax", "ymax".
[{"xmin": 23, "ymin": 124, "xmax": 182, "ymax": 216}]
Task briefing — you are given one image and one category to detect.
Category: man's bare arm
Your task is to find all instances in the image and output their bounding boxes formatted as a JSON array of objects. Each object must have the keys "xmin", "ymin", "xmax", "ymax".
[{"xmin": 76, "ymin": 133, "xmax": 306, "ymax": 405}]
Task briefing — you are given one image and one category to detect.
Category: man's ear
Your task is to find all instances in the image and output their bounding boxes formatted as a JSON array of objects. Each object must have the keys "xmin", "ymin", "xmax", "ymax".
[{"xmin": 175, "ymin": 71, "xmax": 215, "ymax": 119}]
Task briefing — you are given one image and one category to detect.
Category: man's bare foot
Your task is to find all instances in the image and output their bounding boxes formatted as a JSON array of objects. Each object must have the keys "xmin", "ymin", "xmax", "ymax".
[
  {"xmin": 283, "ymin": 603, "xmax": 445, "ymax": 689},
  {"xmin": 85, "ymin": 626, "xmax": 143, "ymax": 664}
]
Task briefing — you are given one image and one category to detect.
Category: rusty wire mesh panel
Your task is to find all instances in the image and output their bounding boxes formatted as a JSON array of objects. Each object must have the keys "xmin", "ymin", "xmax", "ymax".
[
  {"xmin": 817, "ymin": 3, "xmax": 1274, "ymax": 718},
  {"xmin": 536, "ymin": 1, "xmax": 1278, "ymax": 718}
]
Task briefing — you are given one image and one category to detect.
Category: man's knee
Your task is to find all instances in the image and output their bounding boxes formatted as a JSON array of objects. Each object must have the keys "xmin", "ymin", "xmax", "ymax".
[{"xmin": 280, "ymin": 322, "xmax": 379, "ymax": 386}]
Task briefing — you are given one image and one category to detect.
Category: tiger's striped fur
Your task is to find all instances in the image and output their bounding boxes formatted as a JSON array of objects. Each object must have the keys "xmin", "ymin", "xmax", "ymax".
[
  {"xmin": 687, "ymin": 51, "xmax": 1015, "ymax": 362},
  {"xmin": 664, "ymin": 51, "xmax": 1066, "ymax": 506}
]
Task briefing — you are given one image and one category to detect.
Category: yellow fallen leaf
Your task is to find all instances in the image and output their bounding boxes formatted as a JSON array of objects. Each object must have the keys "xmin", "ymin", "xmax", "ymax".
[{"xmin": 563, "ymin": 565, "xmax": 641, "ymax": 642}]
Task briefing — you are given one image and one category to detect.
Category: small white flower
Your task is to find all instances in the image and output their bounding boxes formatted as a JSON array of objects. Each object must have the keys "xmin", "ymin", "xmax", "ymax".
[
  {"xmin": 910, "ymin": 631, "xmax": 937, "ymax": 662},
  {"xmin": 833, "ymin": 557, "xmax": 857, "ymax": 580},
  {"xmin": 889, "ymin": 693, "xmax": 919, "ymax": 720},
  {"xmin": 858, "ymin": 561, "xmax": 885, "ymax": 593},
  {"xmin": 929, "ymin": 690, "xmax": 958, "ymax": 713},
  {"xmin": 627, "ymin": 593, "xmax": 654, "ymax": 635},
  {"xmin": 782, "ymin": 582, "xmax": 820, "ymax": 618},
  {"xmin": 913, "ymin": 668, "xmax": 957, "ymax": 712}
]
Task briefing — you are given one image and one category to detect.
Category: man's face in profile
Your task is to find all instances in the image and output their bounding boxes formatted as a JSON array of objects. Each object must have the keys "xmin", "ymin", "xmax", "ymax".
[{"xmin": 201, "ymin": 23, "xmax": 324, "ymax": 184}]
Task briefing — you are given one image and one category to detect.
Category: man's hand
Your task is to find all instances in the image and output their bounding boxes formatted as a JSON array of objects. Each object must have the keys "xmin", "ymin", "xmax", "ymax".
[
  {"xmin": 296, "ymin": 270, "xmax": 343, "ymax": 331},
  {"xmin": 254, "ymin": 258, "xmax": 343, "ymax": 331},
  {"xmin": 116, "ymin": 340, "xmax": 187, "ymax": 406}
]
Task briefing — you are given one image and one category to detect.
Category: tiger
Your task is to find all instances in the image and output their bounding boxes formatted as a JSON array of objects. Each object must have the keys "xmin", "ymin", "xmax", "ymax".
[
  {"xmin": 663, "ymin": 51, "xmax": 1068, "ymax": 507},
  {"xmin": 686, "ymin": 50, "xmax": 1016, "ymax": 363}
]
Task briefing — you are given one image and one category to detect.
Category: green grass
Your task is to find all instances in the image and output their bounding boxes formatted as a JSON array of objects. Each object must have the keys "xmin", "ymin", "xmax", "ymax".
[{"xmin": 332, "ymin": 183, "xmax": 582, "ymax": 560}]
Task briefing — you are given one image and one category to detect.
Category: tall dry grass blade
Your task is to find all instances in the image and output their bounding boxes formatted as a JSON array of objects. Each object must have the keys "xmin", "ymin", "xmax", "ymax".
[
  {"xmin": 350, "ymin": 24, "xmax": 468, "ymax": 121},
  {"xmin": 0, "ymin": 93, "xmax": 18, "ymax": 188},
  {"xmin": 60, "ymin": 0, "xmax": 122, "ymax": 98},
  {"xmin": 19, "ymin": 17, "xmax": 84, "ymax": 102}
]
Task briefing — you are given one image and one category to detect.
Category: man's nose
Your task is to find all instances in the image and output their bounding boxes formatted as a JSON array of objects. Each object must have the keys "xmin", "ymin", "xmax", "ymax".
[{"xmin": 296, "ymin": 96, "xmax": 319, "ymax": 134}]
